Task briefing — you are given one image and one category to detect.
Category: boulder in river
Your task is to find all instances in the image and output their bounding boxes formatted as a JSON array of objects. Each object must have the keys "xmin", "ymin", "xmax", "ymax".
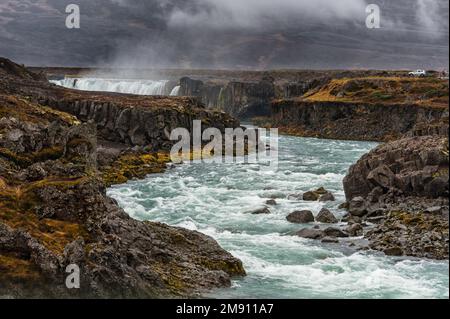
[
  {"xmin": 316, "ymin": 208, "xmax": 338, "ymax": 223},
  {"xmin": 286, "ymin": 210, "xmax": 315, "ymax": 223},
  {"xmin": 319, "ymin": 192, "xmax": 335, "ymax": 202},
  {"xmin": 321, "ymin": 237, "xmax": 339, "ymax": 243},
  {"xmin": 248, "ymin": 207, "xmax": 271, "ymax": 215},
  {"xmin": 348, "ymin": 196, "xmax": 367, "ymax": 217},
  {"xmin": 303, "ymin": 187, "xmax": 335, "ymax": 202},
  {"xmin": 302, "ymin": 191, "xmax": 320, "ymax": 201},
  {"xmin": 324, "ymin": 227, "xmax": 349, "ymax": 238},
  {"xmin": 265, "ymin": 199, "xmax": 277, "ymax": 206},
  {"xmin": 295, "ymin": 228, "xmax": 324, "ymax": 240},
  {"xmin": 346, "ymin": 223, "xmax": 364, "ymax": 237}
]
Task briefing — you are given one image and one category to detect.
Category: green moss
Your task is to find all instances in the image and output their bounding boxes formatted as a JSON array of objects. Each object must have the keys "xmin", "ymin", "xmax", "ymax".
[
  {"xmin": 371, "ymin": 92, "xmax": 393, "ymax": 101},
  {"xmin": 101, "ymin": 152, "xmax": 170, "ymax": 187},
  {"xmin": 0, "ymin": 147, "xmax": 32, "ymax": 167},
  {"xmin": 199, "ymin": 258, "xmax": 246, "ymax": 276},
  {"xmin": 0, "ymin": 146, "xmax": 64, "ymax": 168},
  {"xmin": 432, "ymin": 168, "xmax": 449, "ymax": 178},
  {"xmin": 31, "ymin": 146, "xmax": 64, "ymax": 162}
]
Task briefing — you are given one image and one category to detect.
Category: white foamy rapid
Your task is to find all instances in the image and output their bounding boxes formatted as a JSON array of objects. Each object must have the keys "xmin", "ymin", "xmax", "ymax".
[
  {"xmin": 107, "ymin": 134, "xmax": 449, "ymax": 299},
  {"xmin": 51, "ymin": 78, "xmax": 174, "ymax": 96}
]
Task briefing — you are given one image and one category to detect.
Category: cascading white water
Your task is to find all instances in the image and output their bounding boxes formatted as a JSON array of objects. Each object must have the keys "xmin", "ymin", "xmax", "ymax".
[
  {"xmin": 50, "ymin": 78, "xmax": 173, "ymax": 96},
  {"xmin": 170, "ymin": 85, "xmax": 181, "ymax": 96}
]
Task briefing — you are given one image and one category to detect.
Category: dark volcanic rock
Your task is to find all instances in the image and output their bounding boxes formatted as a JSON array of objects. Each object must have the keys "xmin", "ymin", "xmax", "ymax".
[
  {"xmin": 286, "ymin": 211, "xmax": 315, "ymax": 224},
  {"xmin": 248, "ymin": 207, "xmax": 271, "ymax": 215},
  {"xmin": 179, "ymin": 77, "xmax": 276, "ymax": 118},
  {"xmin": 348, "ymin": 196, "xmax": 368, "ymax": 217},
  {"xmin": 321, "ymin": 237, "xmax": 339, "ymax": 243},
  {"xmin": 265, "ymin": 199, "xmax": 277, "ymax": 206},
  {"xmin": 302, "ymin": 187, "xmax": 334, "ymax": 202},
  {"xmin": 295, "ymin": 228, "xmax": 324, "ymax": 240},
  {"xmin": 316, "ymin": 208, "xmax": 338, "ymax": 224},
  {"xmin": 319, "ymin": 192, "xmax": 335, "ymax": 202},
  {"xmin": 344, "ymin": 136, "xmax": 449, "ymax": 200},
  {"xmin": 366, "ymin": 211, "xmax": 448, "ymax": 260},
  {"xmin": 324, "ymin": 227, "xmax": 349, "ymax": 238},
  {"xmin": 346, "ymin": 223, "xmax": 364, "ymax": 237},
  {"xmin": 0, "ymin": 59, "xmax": 246, "ymax": 298},
  {"xmin": 302, "ymin": 191, "xmax": 320, "ymax": 201},
  {"xmin": 1, "ymin": 59, "xmax": 241, "ymax": 152},
  {"xmin": 343, "ymin": 134, "xmax": 449, "ymax": 260},
  {"xmin": 271, "ymin": 100, "xmax": 448, "ymax": 142}
]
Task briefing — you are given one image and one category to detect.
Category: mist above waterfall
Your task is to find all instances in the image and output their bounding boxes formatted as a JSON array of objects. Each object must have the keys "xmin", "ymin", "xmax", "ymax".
[
  {"xmin": 0, "ymin": 0, "xmax": 448, "ymax": 69},
  {"xmin": 51, "ymin": 77, "xmax": 179, "ymax": 96}
]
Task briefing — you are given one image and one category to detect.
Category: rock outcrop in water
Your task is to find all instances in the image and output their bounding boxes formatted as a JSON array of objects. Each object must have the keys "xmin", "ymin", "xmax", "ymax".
[
  {"xmin": 343, "ymin": 135, "xmax": 449, "ymax": 260},
  {"xmin": 0, "ymin": 58, "xmax": 245, "ymax": 298}
]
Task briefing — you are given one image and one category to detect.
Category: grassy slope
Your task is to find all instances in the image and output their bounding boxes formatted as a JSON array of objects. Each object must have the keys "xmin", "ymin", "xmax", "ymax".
[{"xmin": 303, "ymin": 77, "xmax": 449, "ymax": 108}]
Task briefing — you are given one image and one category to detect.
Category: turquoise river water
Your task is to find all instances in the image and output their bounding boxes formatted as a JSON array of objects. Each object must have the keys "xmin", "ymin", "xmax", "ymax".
[{"xmin": 107, "ymin": 134, "xmax": 449, "ymax": 299}]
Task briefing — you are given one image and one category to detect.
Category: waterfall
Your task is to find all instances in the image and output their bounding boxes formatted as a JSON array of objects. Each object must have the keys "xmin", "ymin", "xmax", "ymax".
[
  {"xmin": 170, "ymin": 85, "xmax": 181, "ymax": 96},
  {"xmin": 50, "ymin": 78, "xmax": 171, "ymax": 96}
]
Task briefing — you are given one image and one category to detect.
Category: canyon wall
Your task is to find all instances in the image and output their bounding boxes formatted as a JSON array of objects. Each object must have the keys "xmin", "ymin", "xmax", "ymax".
[
  {"xmin": 41, "ymin": 95, "xmax": 239, "ymax": 150},
  {"xmin": 178, "ymin": 76, "xmax": 320, "ymax": 118},
  {"xmin": 271, "ymin": 100, "xmax": 449, "ymax": 142},
  {"xmin": 0, "ymin": 57, "xmax": 246, "ymax": 298}
]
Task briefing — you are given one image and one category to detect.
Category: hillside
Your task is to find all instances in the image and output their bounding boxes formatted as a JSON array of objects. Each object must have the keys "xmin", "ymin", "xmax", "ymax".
[{"xmin": 302, "ymin": 77, "xmax": 449, "ymax": 108}]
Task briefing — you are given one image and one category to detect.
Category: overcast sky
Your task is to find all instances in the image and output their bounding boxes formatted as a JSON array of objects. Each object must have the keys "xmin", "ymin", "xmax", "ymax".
[{"xmin": 0, "ymin": 0, "xmax": 448, "ymax": 69}]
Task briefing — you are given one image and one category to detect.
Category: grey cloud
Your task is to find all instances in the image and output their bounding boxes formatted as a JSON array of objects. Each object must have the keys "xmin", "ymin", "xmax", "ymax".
[
  {"xmin": 0, "ymin": 0, "xmax": 448, "ymax": 69},
  {"xmin": 167, "ymin": 0, "xmax": 368, "ymax": 29},
  {"xmin": 416, "ymin": 0, "xmax": 448, "ymax": 37}
]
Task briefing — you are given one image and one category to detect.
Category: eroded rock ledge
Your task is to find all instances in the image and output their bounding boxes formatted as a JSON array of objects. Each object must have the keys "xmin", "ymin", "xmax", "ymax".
[
  {"xmin": 271, "ymin": 100, "xmax": 448, "ymax": 142},
  {"xmin": 0, "ymin": 58, "xmax": 245, "ymax": 298},
  {"xmin": 343, "ymin": 136, "xmax": 449, "ymax": 260}
]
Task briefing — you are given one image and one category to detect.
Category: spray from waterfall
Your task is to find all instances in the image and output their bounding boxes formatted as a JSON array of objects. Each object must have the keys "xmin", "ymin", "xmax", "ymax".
[{"xmin": 51, "ymin": 78, "xmax": 174, "ymax": 96}]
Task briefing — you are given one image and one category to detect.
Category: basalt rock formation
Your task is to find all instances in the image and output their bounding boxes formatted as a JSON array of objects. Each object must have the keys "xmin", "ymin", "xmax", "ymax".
[
  {"xmin": 271, "ymin": 77, "xmax": 449, "ymax": 142},
  {"xmin": 178, "ymin": 74, "xmax": 340, "ymax": 118},
  {"xmin": 179, "ymin": 76, "xmax": 278, "ymax": 118},
  {"xmin": 343, "ymin": 135, "xmax": 449, "ymax": 260},
  {"xmin": 268, "ymin": 73, "xmax": 450, "ymax": 259},
  {"xmin": 2, "ymin": 59, "xmax": 240, "ymax": 151},
  {"xmin": 272, "ymin": 100, "xmax": 448, "ymax": 142},
  {"xmin": 0, "ymin": 58, "xmax": 245, "ymax": 298}
]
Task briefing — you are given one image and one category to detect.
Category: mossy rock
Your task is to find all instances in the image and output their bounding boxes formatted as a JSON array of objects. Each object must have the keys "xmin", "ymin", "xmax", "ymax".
[{"xmin": 101, "ymin": 152, "xmax": 170, "ymax": 187}]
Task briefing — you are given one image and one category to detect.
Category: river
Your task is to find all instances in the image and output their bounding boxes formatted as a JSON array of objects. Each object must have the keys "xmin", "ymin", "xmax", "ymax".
[{"xmin": 107, "ymin": 133, "xmax": 449, "ymax": 299}]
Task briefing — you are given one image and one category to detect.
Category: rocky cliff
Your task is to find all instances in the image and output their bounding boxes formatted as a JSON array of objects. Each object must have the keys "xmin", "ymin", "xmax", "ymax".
[
  {"xmin": 178, "ymin": 75, "xmax": 334, "ymax": 118},
  {"xmin": 43, "ymin": 95, "xmax": 239, "ymax": 150},
  {"xmin": 270, "ymin": 76, "xmax": 449, "ymax": 142},
  {"xmin": 2, "ymin": 60, "xmax": 240, "ymax": 151},
  {"xmin": 179, "ymin": 76, "xmax": 278, "ymax": 118},
  {"xmin": 271, "ymin": 100, "xmax": 448, "ymax": 142},
  {"xmin": 342, "ymin": 135, "xmax": 449, "ymax": 259},
  {"xmin": 0, "ymin": 58, "xmax": 245, "ymax": 298}
]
